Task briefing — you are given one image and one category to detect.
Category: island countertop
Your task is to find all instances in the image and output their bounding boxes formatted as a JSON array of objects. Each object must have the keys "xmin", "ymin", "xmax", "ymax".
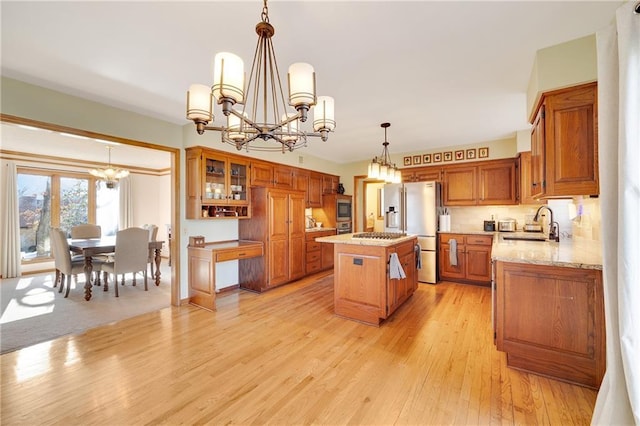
[
  {"xmin": 491, "ymin": 234, "xmax": 602, "ymax": 270},
  {"xmin": 315, "ymin": 233, "xmax": 417, "ymax": 247}
]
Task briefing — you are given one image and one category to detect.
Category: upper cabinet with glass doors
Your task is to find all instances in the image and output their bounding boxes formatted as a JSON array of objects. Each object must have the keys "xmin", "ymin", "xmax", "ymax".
[{"xmin": 186, "ymin": 148, "xmax": 250, "ymax": 219}]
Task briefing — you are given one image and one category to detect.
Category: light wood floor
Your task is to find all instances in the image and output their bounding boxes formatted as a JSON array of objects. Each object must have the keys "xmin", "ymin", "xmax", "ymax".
[{"xmin": 1, "ymin": 272, "xmax": 597, "ymax": 425}]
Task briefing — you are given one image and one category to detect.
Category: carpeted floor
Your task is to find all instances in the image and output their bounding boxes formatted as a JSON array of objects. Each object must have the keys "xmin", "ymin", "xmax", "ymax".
[{"xmin": 0, "ymin": 264, "xmax": 171, "ymax": 354}]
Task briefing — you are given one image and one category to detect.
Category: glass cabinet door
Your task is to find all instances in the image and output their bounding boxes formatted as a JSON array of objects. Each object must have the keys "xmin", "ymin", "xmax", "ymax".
[
  {"xmin": 229, "ymin": 160, "xmax": 248, "ymax": 202},
  {"xmin": 204, "ymin": 157, "xmax": 226, "ymax": 202}
]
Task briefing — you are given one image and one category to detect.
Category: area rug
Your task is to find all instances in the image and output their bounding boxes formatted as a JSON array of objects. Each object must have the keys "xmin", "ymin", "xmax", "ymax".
[{"xmin": 0, "ymin": 266, "xmax": 171, "ymax": 354}]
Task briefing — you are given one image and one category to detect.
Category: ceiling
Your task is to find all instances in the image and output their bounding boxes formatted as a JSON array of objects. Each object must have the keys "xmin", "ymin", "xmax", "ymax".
[{"xmin": 1, "ymin": 1, "xmax": 621, "ymax": 167}]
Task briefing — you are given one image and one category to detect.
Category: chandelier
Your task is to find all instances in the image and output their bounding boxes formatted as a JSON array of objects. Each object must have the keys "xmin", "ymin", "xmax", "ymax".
[
  {"xmin": 186, "ymin": 0, "xmax": 336, "ymax": 153},
  {"xmin": 89, "ymin": 146, "xmax": 129, "ymax": 189},
  {"xmin": 367, "ymin": 123, "xmax": 401, "ymax": 183}
]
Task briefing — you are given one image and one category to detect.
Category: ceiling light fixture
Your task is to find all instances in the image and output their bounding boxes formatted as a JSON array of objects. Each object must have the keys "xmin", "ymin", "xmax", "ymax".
[
  {"xmin": 89, "ymin": 146, "xmax": 129, "ymax": 189},
  {"xmin": 186, "ymin": 0, "xmax": 336, "ymax": 153},
  {"xmin": 368, "ymin": 123, "xmax": 401, "ymax": 183}
]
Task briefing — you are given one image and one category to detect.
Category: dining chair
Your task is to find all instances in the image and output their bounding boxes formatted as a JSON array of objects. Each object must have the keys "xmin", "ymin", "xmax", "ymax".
[
  {"xmin": 49, "ymin": 228, "xmax": 65, "ymax": 293},
  {"xmin": 70, "ymin": 224, "xmax": 101, "ymax": 239},
  {"xmin": 70, "ymin": 223, "xmax": 104, "ymax": 284},
  {"xmin": 142, "ymin": 224, "xmax": 159, "ymax": 277},
  {"xmin": 101, "ymin": 227, "xmax": 149, "ymax": 297},
  {"xmin": 51, "ymin": 228, "xmax": 100, "ymax": 297}
]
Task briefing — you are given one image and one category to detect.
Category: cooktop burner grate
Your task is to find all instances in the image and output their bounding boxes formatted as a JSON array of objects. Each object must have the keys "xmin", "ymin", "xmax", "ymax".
[{"xmin": 352, "ymin": 232, "xmax": 407, "ymax": 240}]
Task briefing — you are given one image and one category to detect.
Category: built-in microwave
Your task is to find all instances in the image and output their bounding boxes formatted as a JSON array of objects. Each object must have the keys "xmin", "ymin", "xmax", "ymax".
[{"xmin": 336, "ymin": 196, "xmax": 352, "ymax": 222}]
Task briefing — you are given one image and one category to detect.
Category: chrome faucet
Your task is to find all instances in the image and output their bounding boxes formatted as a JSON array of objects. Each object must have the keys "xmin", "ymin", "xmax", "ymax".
[{"xmin": 534, "ymin": 205, "xmax": 560, "ymax": 242}]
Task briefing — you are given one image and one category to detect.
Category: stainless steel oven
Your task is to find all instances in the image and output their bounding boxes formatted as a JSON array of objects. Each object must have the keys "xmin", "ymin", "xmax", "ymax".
[
  {"xmin": 336, "ymin": 196, "xmax": 352, "ymax": 222},
  {"xmin": 337, "ymin": 221, "xmax": 352, "ymax": 234}
]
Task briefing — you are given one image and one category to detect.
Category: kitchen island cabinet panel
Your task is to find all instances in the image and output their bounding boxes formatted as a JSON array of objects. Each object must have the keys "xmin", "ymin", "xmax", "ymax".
[
  {"xmin": 321, "ymin": 235, "xmax": 418, "ymax": 326},
  {"xmin": 334, "ymin": 245, "xmax": 387, "ymax": 324}
]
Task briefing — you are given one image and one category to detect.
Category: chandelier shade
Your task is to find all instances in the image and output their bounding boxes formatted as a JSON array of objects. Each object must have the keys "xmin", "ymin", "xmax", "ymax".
[
  {"xmin": 185, "ymin": 0, "xmax": 335, "ymax": 152},
  {"xmin": 89, "ymin": 146, "xmax": 129, "ymax": 189},
  {"xmin": 367, "ymin": 123, "xmax": 401, "ymax": 184},
  {"xmin": 212, "ymin": 52, "xmax": 245, "ymax": 104},
  {"xmin": 186, "ymin": 84, "xmax": 213, "ymax": 122}
]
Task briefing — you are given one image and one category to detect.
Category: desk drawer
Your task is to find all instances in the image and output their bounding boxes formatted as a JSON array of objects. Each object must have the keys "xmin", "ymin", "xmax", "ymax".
[{"xmin": 215, "ymin": 246, "xmax": 263, "ymax": 262}]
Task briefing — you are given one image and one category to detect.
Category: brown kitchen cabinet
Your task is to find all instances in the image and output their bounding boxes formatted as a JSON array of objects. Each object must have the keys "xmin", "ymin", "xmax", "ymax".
[
  {"xmin": 239, "ymin": 187, "xmax": 306, "ymax": 292},
  {"xmin": 529, "ymin": 82, "xmax": 599, "ymax": 198},
  {"xmin": 495, "ymin": 261, "xmax": 605, "ymax": 389},
  {"xmin": 478, "ymin": 159, "xmax": 517, "ymax": 205},
  {"xmin": 442, "ymin": 165, "xmax": 477, "ymax": 206},
  {"xmin": 305, "ymin": 229, "xmax": 336, "ymax": 274},
  {"xmin": 442, "ymin": 159, "xmax": 517, "ymax": 206},
  {"xmin": 273, "ymin": 164, "xmax": 294, "ymax": 189},
  {"xmin": 518, "ymin": 151, "xmax": 545, "ymax": 205},
  {"xmin": 250, "ymin": 160, "xmax": 274, "ymax": 187},
  {"xmin": 322, "ymin": 174, "xmax": 339, "ymax": 195},
  {"xmin": 401, "ymin": 166, "xmax": 442, "ymax": 183},
  {"xmin": 439, "ymin": 233, "xmax": 492, "ymax": 285},
  {"xmin": 308, "ymin": 172, "xmax": 323, "ymax": 207},
  {"xmin": 186, "ymin": 147, "xmax": 250, "ymax": 219}
]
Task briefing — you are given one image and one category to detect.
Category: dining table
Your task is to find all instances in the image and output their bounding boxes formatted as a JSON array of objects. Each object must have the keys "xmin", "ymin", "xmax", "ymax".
[{"xmin": 68, "ymin": 237, "xmax": 165, "ymax": 301}]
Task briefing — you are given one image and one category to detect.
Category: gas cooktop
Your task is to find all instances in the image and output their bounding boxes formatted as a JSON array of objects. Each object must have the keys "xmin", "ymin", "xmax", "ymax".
[{"xmin": 352, "ymin": 232, "xmax": 407, "ymax": 240}]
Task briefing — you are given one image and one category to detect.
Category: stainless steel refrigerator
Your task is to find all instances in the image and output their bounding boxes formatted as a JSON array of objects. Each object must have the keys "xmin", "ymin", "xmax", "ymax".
[{"xmin": 383, "ymin": 181, "xmax": 441, "ymax": 284}]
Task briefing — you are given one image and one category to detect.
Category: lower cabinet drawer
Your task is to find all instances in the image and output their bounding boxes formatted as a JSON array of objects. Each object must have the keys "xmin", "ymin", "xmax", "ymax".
[
  {"xmin": 306, "ymin": 260, "xmax": 321, "ymax": 273},
  {"xmin": 466, "ymin": 235, "xmax": 493, "ymax": 245},
  {"xmin": 306, "ymin": 251, "xmax": 321, "ymax": 263}
]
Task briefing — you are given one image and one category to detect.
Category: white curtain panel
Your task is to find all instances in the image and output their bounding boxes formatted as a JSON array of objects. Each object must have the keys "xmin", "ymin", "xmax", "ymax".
[
  {"xmin": 1, "ymin": 161, "xmax": 22, "ymax": 278},
  {"xmin": 118, "ymin": 176, "xmax": 133, "ymax": 230},
  {"xmin": 592, "ymin": 2, "xmax": 640, "ymax": 425}
]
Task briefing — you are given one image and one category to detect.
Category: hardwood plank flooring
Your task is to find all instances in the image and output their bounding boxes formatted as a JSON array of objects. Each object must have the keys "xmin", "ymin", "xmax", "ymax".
[{"xmin": 0, "ymin": 274, "xmax": 597, "ymax": 425}]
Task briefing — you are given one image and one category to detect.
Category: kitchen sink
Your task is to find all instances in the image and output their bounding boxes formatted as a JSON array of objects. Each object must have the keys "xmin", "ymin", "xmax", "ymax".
[{"xmin": 501, "ymin": 233, "xmax": 547, "ymax": 242}]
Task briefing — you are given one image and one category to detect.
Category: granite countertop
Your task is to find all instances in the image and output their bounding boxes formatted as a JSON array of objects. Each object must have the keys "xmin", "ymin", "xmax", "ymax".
[
  {"xmin": 315, "ymin": 233, "xmax": 417, "ymax": 247},
  {"xmin": 437, "ymin": 225, "xmax": 495, "ymax": 235},
  {"xmin": 491, "ymin": 234, "xmax": 602, "ymax": 270},
  {"xmin": 305, "ymin": 227, "xmax": 336, "ymax": 233}
]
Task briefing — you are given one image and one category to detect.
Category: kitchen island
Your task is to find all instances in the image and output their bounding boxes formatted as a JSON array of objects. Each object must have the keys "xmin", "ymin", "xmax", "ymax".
[
  {"xmin": 491, "ymin": 235, "xmax": 604, "ymax": 389},
  {"xmin": 315, "ymin": 233, "xmax": 418, "ymax": 326}
]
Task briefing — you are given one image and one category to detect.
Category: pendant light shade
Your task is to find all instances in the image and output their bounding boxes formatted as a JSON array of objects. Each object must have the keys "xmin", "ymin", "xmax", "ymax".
[{"xmin": 367, "ymin": 123, "xmax": 400, "ymax": 182}]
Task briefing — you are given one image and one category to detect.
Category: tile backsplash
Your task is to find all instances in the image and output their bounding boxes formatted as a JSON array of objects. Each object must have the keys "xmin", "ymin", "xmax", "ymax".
[{"xmin": 446, "ymin": 197, "xmax": 601, "ymax": 241}]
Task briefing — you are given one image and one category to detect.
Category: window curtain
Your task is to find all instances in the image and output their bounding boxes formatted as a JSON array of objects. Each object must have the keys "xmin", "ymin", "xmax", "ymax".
[
  {"xmin": 592, "ymin": 2, "xmax": 640, "ymax": 425},
  {"xmin": 1, "ymin": 161, "xmax": 22, "ymax": 278},
  {"xmin": 118, "ymin": 176, "xmax": 133, "ymax": 230}
]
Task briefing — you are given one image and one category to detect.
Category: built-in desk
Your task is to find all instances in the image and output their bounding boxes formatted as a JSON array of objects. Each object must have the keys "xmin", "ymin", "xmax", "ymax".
[{"xmin": 188, "ymin": 240, "xmax": 263, "ymax": 311}]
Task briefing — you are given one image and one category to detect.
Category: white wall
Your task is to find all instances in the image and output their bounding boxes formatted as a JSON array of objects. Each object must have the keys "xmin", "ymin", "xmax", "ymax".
[
  {"xmin": 526, "ymin": 34, "xmax": 597, "ymax": 118},
  {"xmin": 131, "ymin": 173, "xmax": 171, "ymax": 258}
]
